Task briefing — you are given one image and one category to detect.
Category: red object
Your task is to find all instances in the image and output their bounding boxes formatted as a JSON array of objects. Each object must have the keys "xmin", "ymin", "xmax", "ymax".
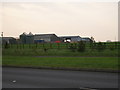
[{"xmin": 55, "ymin": 41, "xmax": 61, "ymax": 43}]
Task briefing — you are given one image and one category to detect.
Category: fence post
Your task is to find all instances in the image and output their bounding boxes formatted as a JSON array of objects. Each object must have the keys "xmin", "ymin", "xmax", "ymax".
[
  {"xmin": 50, "ymin": 43, "xmax": 52, "ymax": 49},
  {"xmin": 43, "ymin": 43, "xmax": 45, "ymax": 48},
  {"xmin": 115, "ymin": 42, "xmax": 117, "ymax": 49},
  {"xmin": 66, "ymin": 43, "xmax": 68, "ymax": 49},
  {"xmin": 17, "ymin": 43, "xmax": 18, "ymax": 49},
  {"xmin": 57, "ymin": 43, "xmax": 60, "ymax": 49},
  {"xmin": 36, "ymin": 43, "xmax": 37, "ymax": 48},
  {"xmin": 29, "ymin": 44, "xmax": 30, "ymax": 48},
  {"xmin": 22, "ymin": 44, "xmax": 24, "ymax": 49}
]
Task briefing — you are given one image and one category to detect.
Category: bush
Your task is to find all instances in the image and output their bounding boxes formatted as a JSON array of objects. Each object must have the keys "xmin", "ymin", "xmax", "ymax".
[
  {"xmin": 43, "ymin": 48, "xmax": 48, "ymax": 52},
  {"xmin": 96, "ymin": 42, "xmax": 106, "ymax": 51},
  {"xmin": 68, "ymin": 43, "xmax": 77, "ymax": 52},
  {"xmin": 109, "ymin": 45, "xmax": 115, "ymax": 51},
  {"xmin": 77, "ymin": 41, "xmax": 86, "ymax": 52}
]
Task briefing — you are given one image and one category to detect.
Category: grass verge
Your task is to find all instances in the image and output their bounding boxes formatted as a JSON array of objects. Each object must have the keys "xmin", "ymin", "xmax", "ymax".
[{"xmin": 2, "ymin": 56, "xmax": 118, "ymax": 70}]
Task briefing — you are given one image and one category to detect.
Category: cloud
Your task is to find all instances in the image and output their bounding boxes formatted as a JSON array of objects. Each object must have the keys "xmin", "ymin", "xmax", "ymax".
[{"xmin": 1, "ymin": 2, "xmax": 118, "ymax": 41}]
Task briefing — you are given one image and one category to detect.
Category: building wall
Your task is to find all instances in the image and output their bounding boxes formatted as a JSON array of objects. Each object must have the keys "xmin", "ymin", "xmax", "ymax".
[
  {"xmin": 26, "ymin": 36, "xmax": 34, "ymax": 44},
  {"xmin": 34, "ymin": 34, "xmax": 62, "ymax": 43},
  {"xmin": 60, "ymin": 36, "xmax": 82, "ymax": 43},
  {"xmin": 2, "ymin": 37, "xmax": 17, "ymax": 44},
  {"xmin": 71, "ymin": 37, "xmax": 82, "ymax": 42},
  {"xmin": 51, "ymin": 34, "xmax": 62, "ymax": 42},
  {"xmin": 81, "ymin": 38, "xmax": 93, "ymax": 43},
  {"xmin": 20, "ymin": 35, "xmax": 34, "ymax": 44},
  {"xmin": 9, "ymin": 38, "xmax": 17, "ymax": 44},
  {"xmin": 20, "ymin": 35, "xmax": 26, "ymax": 44},
  {"xmin": 34, "ymin": 35, "xmax": 51, "ymax": 42}
]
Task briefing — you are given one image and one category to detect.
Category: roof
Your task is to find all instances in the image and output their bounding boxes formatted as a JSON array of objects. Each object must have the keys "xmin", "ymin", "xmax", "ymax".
[
  {"xmin": 35, "ymin": 34, "xmax": 57, "ymax": 37},
  {"xmin": 59, "ymin": 36, "xmax": 81, "ymax": 38},
  {"xmin": 81, "ymin": 37, "xmax": 93, "ymax": 41},
  {"xmin": 2, "ymin": 37, "xmax": 15, "ymax": 40},
  {"xmin": 28, "ymin": 32, "xmax": 33, "ymax": 36},
  {"xmin": 20, "ymin": 32, "xmax": 33, "ymax": 36},
  {"xmin": 21, "ymin": 32, "xmax": 27, "ymax": 35},
  {"xmin": 81, "ymin": 37, "xmax": 91, "ymax": 39}
]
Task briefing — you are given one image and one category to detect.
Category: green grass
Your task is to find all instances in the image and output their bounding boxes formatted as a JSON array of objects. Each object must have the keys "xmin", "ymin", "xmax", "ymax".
[
  {"xmin": 2, "ymin": 42, "xmax": 119, "ymax": 71},
  {"xmin": 2, "ymin": 56, "xmax": 119, "ymax": 70},
  {"xmin": 2, "ymin": 42, "xmax": 119, "ymax": 57},
  {"xmin": 2, "ymin": 48, "xmax": 118, "ymax": 57}
]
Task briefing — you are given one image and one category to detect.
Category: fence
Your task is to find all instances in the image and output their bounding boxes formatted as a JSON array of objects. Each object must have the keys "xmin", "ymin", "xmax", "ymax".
[{"xmin": 2, "ymin": 42, "xmax": 120, "ymax": 50}]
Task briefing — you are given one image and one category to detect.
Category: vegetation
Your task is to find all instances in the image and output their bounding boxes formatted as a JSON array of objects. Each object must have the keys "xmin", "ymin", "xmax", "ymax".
[
  {"xmin": 77, "ymin": 41, "xmax": 86, "ymax": 52},
  {"xmin": 4, "ymin": 42, "xmax": 9, "ymax": 49},
  {"xmin": 3, "ymin": 56, "xmax": 118, "ymax": 70},
  {"xmin": 2, "ymin": 42, "xmax": 119, "ymax": 71},
  {"xmin": 95, "ymin": 42, "xmax": 107, "ymax": 52},
  {"xmin": 2, "ymin": 42, "xmax": 119, "ymax": 57}
]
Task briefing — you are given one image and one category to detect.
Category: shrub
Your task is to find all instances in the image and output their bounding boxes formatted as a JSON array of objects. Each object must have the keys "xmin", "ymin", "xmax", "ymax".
[
  {"xmin": 109, "ymin": 45, "xmax": 115, "ymax": 51},
  {"xmin": 68, "ymin": 43, "xmax": 76, "ymax": 52},
  {"xmin": 96, "ymin": 42, "xmax": 106, "ymax": 51},
  {"xmin": 43, "ymin": 48, "xmax": 48, "ymax": 52},
  {"xmin": 77, "ymin": 41, "xmax": 86, "ymax": 52}
]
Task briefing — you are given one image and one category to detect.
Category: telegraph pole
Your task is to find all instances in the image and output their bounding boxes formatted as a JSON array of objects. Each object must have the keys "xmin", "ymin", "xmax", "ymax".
[
  {"xmin": 1, "ymin": 32, "xmax": 3, "ymax": 48},
  {"xmin": 1, "ymin": 32, "xmax": 3, "ymax": 37},
  {"xmin": 1, "ymin": 32, "xmax": 3, "ymax": 43}
]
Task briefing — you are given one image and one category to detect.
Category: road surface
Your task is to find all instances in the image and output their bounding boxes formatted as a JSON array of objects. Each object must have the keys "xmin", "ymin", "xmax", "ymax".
[{"xmin": 2, "ymin": 67, "xmax": 118, "ymax": 88}]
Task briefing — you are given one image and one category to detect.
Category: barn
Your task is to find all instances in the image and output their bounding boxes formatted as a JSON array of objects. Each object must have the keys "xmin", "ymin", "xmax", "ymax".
[
  {"xmin": 34, "ymin": 34, "xmax": 62, "ymax": 43},
  {"xmin": 81, "ymin": 37, "xmax": 93, "ymax": 43},
  {"xmin": 2, "ymin": 37, "xmax": 17, "ymax": 44},
  {"xmin": 20, "ymin": 32, "xmax": 93, "ymax": 44},
  {"xmin": 59, "ymin": 36, "xmax": 82, "ymax": 43}
]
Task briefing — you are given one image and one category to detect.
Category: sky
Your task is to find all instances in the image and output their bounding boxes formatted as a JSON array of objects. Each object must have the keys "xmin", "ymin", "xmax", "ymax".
[{"xmin": 0, "ymin": 0, "xmax": 119, "ymax": 42}]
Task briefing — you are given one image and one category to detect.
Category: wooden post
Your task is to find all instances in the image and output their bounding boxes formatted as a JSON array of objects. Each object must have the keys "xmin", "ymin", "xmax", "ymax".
[
  {"xmin": 36, "ymin": 43, "xmax": 37, "ymax": 48},
  {"xmin": 50, "ymin": 43, "xmax": 52, "ymax": 49},
  {"xmin": 57, "ymin": 43, "xmax": 60, "ymax": 49}
]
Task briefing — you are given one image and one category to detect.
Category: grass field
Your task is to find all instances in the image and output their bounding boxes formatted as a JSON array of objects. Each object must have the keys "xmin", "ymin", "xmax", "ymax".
[
  {"xmin": 2, "ymin": 42, "xmax": 119, "ymax": 71},
  {"xmin": 2, "ymin": 56, "xmax": 119, "ymax": 70},
  {"xmin": 2, "ymin": 48, "xmax": 118, "ymax": 57}
]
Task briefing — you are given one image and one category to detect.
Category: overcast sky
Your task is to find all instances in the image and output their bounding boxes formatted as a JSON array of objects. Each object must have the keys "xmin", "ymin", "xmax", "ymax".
[{"xmin": 0, "ymin": 0, "xmax": 118, "ymax": 42}]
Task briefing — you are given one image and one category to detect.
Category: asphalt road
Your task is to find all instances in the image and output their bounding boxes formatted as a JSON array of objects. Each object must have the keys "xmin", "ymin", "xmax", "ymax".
[{"xmin": 2, "ymin": 67, "xmax": 118, "ymax": 88}]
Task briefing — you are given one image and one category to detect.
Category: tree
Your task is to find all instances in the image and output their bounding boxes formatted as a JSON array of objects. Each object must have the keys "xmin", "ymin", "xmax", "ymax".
[{"xmin": 91, "ymin": 36, "xmax": 95, "ymax": 43}]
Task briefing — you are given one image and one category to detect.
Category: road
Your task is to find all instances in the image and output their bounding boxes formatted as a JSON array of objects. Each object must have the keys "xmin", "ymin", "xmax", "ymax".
[{"xmin": 2, "ymin": 67, "xmax": 118, "ymax": 88}]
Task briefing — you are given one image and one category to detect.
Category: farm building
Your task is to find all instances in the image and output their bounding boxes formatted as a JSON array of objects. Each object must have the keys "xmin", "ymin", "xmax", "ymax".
[
  {"xmin": 81, "ymin": 37, "xmax": 93, "ymax": 43},
  {"xmin": 2, "ymin": 37, "xmax": 17, "ymax": 44},
  {"xmin": 59, "ymin": 36, "xmax": 82, "ymax": 43},
  {"xmin": 20, "ymin": 32, "xmax": 34, "ymax": 44},
  {"xmin": 19, "ymin": 32, "xmax": 94, "ymax": 44},
  {"xmin": 34, "ymin": 34, "xmax": 63, "ymax": 43}
]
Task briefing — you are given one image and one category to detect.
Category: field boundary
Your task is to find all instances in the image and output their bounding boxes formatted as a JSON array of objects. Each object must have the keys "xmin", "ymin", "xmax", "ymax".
[
  {"xmin": 2, "ymin": 66, "xmax": 119, "ymax": 73},
  {"xmin": 34, "ymin": 56, "xmax": 119, "ymax": 57}
]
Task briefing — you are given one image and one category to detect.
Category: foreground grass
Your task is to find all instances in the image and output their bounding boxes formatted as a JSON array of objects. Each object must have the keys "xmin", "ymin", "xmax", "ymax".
[{"xmin": 2, "ymin": 56, "xmax": 118, "ymax": 70}]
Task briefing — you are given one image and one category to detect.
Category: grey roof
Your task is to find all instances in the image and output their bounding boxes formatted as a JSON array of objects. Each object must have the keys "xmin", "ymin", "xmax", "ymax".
[
  {"xmin": 20, "ymin": 32, "xmax": 33, "ymax": 36},
  {"xmin": 59, "ymin": 36, "xmax": 81, "ymax": 38},
  {"xmin": 2, "ymin": 37, "xmax": 15, "ymax": 40},
  {"xmin": 21, "ymin": 32, "xmax": 27, "ymax": 35},
  {"xmin": 35, "ymin": 34, "xmax": 56, "ymax": 37},
  {"xmin": 81, "ymin": 37, "xmax": 93, "ymax": 41},
  {"xmin": 81, "ymin": 37, "xmax": 91, "ymax": 39},
  {"xmin": 28, "ymin": 32, "xmax": 33, "ymax": 36}
]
